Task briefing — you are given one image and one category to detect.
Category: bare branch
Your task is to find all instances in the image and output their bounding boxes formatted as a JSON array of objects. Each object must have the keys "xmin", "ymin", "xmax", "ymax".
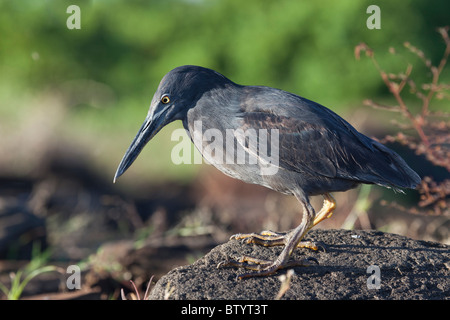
[{"xmin": 356, "ymin": 26, "xmax": 450, "ymax": 216}]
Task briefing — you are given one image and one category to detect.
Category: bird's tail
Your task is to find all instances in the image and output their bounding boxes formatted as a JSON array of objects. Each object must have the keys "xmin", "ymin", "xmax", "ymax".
[{"xmin": 369, "ymin": 140, "xmax": 421, "ymax": 191}]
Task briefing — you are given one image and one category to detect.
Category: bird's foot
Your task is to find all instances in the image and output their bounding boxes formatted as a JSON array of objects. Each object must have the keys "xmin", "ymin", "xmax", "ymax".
[
  {"xmin": 217, "ymin": 255, "xmax": 318, "ymax": 280},
  {"xmin": 220, "ymin": 230, "xmax": 321, "ymax": 279},
  {"xmin": 230, "ymin": 230, "xmax": 287, "ymax": 246},
  {"xmin": 230, "ymin": 230, "xmax": 325, "ymax": 251},
  {"xmin": 298, "ymin": 240, "xmax": 327, "ymax": 252}
]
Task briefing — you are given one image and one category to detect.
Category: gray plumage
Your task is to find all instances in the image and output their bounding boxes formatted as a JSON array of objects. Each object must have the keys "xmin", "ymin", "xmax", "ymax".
[
  {"xmin": 114, "ymin": 65, "xmax": 420, "ymax": 278},
  {"xmin": 115, "ymin": 65, "xmax": 420, "ymax": 195}
]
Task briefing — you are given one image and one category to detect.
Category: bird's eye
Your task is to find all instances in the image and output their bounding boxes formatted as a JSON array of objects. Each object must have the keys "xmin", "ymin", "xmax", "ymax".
[{"xmin": 161, "ymin": 95, "xmax": 170, "ymax": 104}]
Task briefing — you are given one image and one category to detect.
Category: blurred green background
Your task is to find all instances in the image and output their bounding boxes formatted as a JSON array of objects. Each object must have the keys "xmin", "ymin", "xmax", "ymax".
[
  {"xmin": 0, "ymin": 0, "xmax": 449, "ymax": 300},
  {"xmin": 1, "ymin": 0, "xmax": 448, "ymax": 187}
]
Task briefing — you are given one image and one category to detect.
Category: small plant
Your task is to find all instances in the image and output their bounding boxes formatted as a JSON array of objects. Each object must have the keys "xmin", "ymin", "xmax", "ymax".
[
  {"xmin": 355, "ymin": 26, "xmax": 450, "ymax": 216},
  {"xmin": 0, "ymin": 242, "xmax": 63, "ymax": 300},
  {"xmin": 0, "ymin": 265, "xmax": 62, "ymax": 300},
  {"xmin": 121, "ymin": 276, "xmax": 154, "ymax": 300}
]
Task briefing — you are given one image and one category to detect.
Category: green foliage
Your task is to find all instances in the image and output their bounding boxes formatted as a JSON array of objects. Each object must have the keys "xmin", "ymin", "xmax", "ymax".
[
  {"xmin": 0, "ymin": 0, "xmax": 448, "ymax": 182},
  {"xmin": 1, "ymin": 0, "xmax": 448, "ymax": 99},
  {"xmin": 0, "ymin": 243, "xmax": 60, "ymax": 300},
  {"xmin": 0, "ymin": 265, "xmax": 60, "ymax": 300},
  {"xmin": 0, "ymin": 1, "xmax": 441, "ymax": 97}
]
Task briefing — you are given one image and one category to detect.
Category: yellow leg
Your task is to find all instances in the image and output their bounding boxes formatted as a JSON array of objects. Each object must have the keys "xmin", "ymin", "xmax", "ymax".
[
  {"xmin": 311, "ymin": 193, "xmax": 336, "ymax": 228},
  {"xmin": 297, "ymin": 193, "xmax": 336, "ymax": 250},
  {"xmin": 229, "ymin": 193, "xmax": 336, "ymax": 249},
  {"xmin": 230, "ymin": 230, "xmax": 287, "ymax": 246},
  {"xmin": 217, "ymin": 255, "xmax": 318, "ymax": 273},
  {"xmin": 219, "ymin": 193, "xmax": 337, "ymax": 278}
]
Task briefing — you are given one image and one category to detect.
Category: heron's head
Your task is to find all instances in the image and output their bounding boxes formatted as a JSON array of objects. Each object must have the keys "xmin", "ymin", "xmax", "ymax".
[{"xmin": 113, "ymin": 65, "xmax": 233, "ymax": 182}]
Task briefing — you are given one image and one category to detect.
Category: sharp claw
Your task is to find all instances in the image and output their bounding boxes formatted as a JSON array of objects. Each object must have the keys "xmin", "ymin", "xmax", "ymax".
[
  {"xmin": 223, "ymin": 231, "xmax": 324, "ymax": 278},
  {"xmin": 217, "ymin": 258, "xmax": 248, "ymax": 269},
  {"xmin": 314, "ymin": 241, "xmax": 327, "ymax": 252}
]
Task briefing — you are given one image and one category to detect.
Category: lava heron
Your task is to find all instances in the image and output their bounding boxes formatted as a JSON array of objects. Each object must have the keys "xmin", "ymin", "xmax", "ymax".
[{"xmin": 114, "ymin": 65, "xmax": 420, "ymax": 279}]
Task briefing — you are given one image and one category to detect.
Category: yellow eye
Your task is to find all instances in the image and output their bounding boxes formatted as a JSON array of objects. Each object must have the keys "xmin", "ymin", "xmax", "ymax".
[{"xmin": 161, "ymin": 95, "xmax": 170, "ymax": 104}]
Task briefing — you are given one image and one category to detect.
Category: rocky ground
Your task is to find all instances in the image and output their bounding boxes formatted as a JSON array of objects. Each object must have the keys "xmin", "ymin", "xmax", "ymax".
[{"xmin": 148, "ymin": 229, "xmax": 450, "ymax": 300}]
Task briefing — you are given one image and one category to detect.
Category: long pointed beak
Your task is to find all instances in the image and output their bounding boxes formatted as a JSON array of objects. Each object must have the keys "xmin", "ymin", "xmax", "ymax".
[{"xmin": 113, "ymin": 109, "xmax": 167, "ymax": 183}]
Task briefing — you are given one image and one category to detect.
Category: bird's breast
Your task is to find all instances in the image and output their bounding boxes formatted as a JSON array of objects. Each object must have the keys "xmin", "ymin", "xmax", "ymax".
[{"xmin": 186, "ymin": 109, "xmax": 280, "ymax": 186}]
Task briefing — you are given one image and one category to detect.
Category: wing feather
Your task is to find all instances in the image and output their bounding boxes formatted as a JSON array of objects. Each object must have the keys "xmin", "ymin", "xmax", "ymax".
[{"xmin": 234, "ymin": 88, "xmax": 418, "ymax": 189}]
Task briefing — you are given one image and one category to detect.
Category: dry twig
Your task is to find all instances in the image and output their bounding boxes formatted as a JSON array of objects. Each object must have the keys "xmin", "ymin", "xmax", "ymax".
[{"xmin": 355, "ymin": 26, "xmax": 450, "ymax": 216}]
